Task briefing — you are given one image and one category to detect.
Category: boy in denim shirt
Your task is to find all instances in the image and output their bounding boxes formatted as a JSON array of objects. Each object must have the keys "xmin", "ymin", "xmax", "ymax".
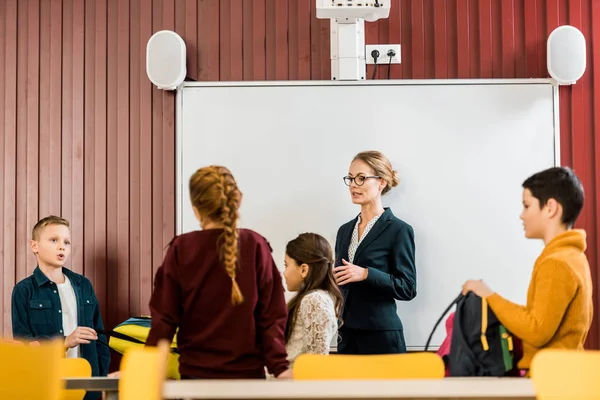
[{"xmin": 11, "ymin": 216, "xmax": 110, "ymax": 383}]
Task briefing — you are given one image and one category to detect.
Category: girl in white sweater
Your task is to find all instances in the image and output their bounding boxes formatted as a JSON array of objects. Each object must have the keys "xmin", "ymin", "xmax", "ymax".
[{"xmin": 283, "ymin": 233, "xmax": 343, "ymax": 365}]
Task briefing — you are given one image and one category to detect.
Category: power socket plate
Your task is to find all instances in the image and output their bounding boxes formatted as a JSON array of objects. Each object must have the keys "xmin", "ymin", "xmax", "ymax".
[{"xmin": 366, "ymin": 44, "xmax": 401, "ymax": 65}]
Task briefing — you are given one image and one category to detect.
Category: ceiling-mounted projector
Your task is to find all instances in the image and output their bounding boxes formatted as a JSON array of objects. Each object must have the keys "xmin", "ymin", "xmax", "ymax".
[{"xmin": 316, "ymin": 0, "xmax": 390, "ymax": 22}]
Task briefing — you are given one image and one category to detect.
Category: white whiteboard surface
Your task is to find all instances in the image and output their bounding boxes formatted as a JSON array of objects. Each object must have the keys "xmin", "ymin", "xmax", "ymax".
[{"xmin": 176, "ymin": 80, "xmax": 558, "ymax": 350}]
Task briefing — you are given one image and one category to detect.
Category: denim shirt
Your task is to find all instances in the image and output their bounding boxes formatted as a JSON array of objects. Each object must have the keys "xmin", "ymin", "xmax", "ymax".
[{"xmin": 11, "ymin": 267, "xmax": 110, "ymax": 377}]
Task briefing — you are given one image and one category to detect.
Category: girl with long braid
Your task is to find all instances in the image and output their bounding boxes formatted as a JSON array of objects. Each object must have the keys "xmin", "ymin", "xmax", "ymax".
[{"xmin": 146, "ymin": 166, "xmax": 291, "ymax": 380}]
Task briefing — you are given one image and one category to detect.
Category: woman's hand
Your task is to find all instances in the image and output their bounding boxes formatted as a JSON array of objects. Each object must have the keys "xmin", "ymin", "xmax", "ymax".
[
  {"xmin": 462, "ymin": 279, "xmax": 494, "ymax": 298},
  {"xmin": 333, "ymin": 259, "xmax": 368, "ymax": 285}
]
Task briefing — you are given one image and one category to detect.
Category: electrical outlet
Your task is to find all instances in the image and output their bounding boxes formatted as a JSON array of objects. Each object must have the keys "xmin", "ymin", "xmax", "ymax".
[{"xmin": 366, "ymin": 44, "xmax": 401, "ymax": 65}]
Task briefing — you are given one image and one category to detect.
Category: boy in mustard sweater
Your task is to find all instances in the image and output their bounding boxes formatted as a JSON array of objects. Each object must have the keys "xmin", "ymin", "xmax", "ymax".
[{"xmin": 463, "ymin": 167, "xmax": 593, "ymax": 371}]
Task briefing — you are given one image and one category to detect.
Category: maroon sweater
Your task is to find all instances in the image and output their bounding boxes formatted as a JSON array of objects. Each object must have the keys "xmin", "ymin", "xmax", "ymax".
[{"xmin": 146, "ymin": 229, "xmax": 289, "ymax": 379}]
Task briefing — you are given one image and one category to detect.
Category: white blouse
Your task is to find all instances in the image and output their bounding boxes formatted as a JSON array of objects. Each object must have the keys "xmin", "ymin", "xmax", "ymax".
[
  {"xmin": 348, "ymin": 214, "xmax": 381, "ymax": 263},
  {"xmin": 286, "ymin": 290, "xmax": 337, "ymax": 365}
]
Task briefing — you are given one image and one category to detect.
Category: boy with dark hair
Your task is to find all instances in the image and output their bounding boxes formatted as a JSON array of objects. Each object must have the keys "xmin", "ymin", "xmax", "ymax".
[
  {"xmin": 463, "ymin": 167, "xmax": 593, "ymax": 372},
  {"xmin": 11, "ymin": 216, "xmax": 110, "ymax": 383}
]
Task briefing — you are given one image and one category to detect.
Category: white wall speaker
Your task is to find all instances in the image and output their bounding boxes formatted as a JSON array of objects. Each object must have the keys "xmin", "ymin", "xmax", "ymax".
[
  {"xmin": 146, "ymin": 30, "xmax": 187, "ymax": 90},
  {"xmin": 547, "ymin": 25, "xmax": 586, "ymax": 85}
]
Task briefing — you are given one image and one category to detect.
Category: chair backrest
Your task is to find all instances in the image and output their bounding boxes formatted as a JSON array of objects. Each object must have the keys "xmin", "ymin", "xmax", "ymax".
[
  {"xmin": 118, "ymin": 340, "xmax": 170, "ymax": 400},
  {"xmin": 0, "ymin": 339, "xmax": 64, "ymax": 400},
  {"xmin": 531, "ymin": 349, "xmax": 600, "ymax": 400},
  {"xmin": 59, "ymin": 357, "xmax": 92, "ymax": 400},
  {"xmin": 293, "ymin": 353, "xmax": 445, "ymax": 380}
]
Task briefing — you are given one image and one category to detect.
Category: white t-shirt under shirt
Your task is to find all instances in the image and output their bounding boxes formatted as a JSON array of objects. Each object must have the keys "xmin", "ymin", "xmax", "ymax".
[{"xmin": 57, "ymin": 275, "xmax": 79, "ymax": 358}]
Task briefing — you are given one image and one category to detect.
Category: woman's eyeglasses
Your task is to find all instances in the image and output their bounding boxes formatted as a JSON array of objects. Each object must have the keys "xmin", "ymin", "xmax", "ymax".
[{"xmin": 343, "ymin": 175, "xmax": 380, "ymax": 186}]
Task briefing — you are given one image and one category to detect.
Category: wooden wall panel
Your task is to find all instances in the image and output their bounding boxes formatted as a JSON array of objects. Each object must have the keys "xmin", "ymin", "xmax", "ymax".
[{"xmin": 0, "ymin": 0, "xmax": 598, "ymax": 352}]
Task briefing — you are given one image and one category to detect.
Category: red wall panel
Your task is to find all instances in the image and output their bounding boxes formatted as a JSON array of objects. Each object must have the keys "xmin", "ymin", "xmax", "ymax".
[{"xmin": 0, "ymin": 0, "xmax": 598, "ymax": 352}]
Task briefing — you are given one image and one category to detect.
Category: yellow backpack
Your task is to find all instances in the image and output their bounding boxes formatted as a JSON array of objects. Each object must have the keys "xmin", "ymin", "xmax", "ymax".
[{"xmin": 101, "ymin": 316, "xmax": 181, "ymax": 379}]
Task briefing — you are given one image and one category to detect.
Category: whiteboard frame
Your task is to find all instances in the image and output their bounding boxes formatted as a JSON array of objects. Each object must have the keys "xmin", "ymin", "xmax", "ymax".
[{"xmin": 175, "ymin": 78, "xmax": 560, "ymax": 237}]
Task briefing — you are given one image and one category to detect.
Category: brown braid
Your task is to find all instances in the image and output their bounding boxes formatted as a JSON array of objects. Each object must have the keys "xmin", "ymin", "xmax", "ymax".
[
  {"xmin": 215, "ymin": 170, "xmax": 243, "ymax": 305},
  {"xmin": 189, "ymin": 166, "xmax": 243, "ymax": 305}
]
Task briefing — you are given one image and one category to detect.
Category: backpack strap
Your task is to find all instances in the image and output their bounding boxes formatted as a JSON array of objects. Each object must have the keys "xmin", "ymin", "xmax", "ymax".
[
  {"xmin": 480, "ymin": 297, "xmax": 489, "ymax": 351},
  {"xmin": 96, "ymin": 329, "xmax": 180, "ymax": 354},
  {"xmin": 97, "ymin": 329, "xmax": 146, "ymax": 345},
  {"xmin": 424, "ymin": 293, "xmax": 463, "ymax": 352}
]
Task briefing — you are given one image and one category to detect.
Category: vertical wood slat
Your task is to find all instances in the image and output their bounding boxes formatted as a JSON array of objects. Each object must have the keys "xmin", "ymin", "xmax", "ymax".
[
  {"xmin": 513, "ymin": 0, "xmax": 526, "ymax": 77},
  {"xmin": 197, "ymin": 0, "xmax": 219, "ymax": 81},
  {"xmin": 62, "ymin": 0, "xmax": 74, "ymax": 270},
  {"xmin": 50, "ymin": 0, "xmax": 62, "ymax": 216},
  {"xmin": 139, "ymin": 0, "xmax": 153, "ymax": 315},
  {"xmin": 175, "ymin": 0, "xmax": 186, "ymax": 59},
  {"xmin": 288, "ymin": 0, "xmax": 300, "ymax": 80},
  {"xmin": 523, "ymin": 0, "xmax": 538, "ymax": 78},
  {"xmin": 129, "ymin": 0, "xmax": 141, "ymax": 317},
  {"xmin": 162, "ymin": 0, "xmax": 175, "ymax": 280},
  {"xmin": 2, "ymin": 0, "xmax": 18, "ymax": 335},
  {"xmin": 219, "ymin": 0, "xmax": 232, "ymax": 81},
  {"xmin": 38, "ymin": 0, "xmax": 51, "ymax": 219},
  {"xmin": 537, "ymin": 0, "xmax": 549, "ymax": 77},
  {"xmin": 295, "ymin": 0, "xmax": 311, "ymax": 80},
  {"xmin": 491, "ymin": 0, "xmax": 502, "ymax": 77},
  {"xmin": 501, "ymin": 0, "xmax": 515, "ymax": 77},
  {"xmin": 151, "ymin": 0, "xmax": 164, "ymax": 285},
  {"xmin": 83, "ymin": 0, "xmax": 96, "ymax": 297},
  {"xmin": 106, "ymin": 0, "xmax": 118, "ymax": 328},
  {"xmin": 0, "ymin": 0, "xmax": 6, "ymax": 334},
  {"xmin": 411, "ymin": 0, "xmax": 425, "ymax": 79},
  {"xmin": 72, "ymin": 0, "xmax": 85, "ymax": 275},
  {"xmin": 455, "ymin": 0, "xmax": 470, "ymax": 78},
  {"xmin": 230, "ymin": 0, "xmax": 243, "ymax": 81},
  {"xmin": 243, "ymin": 0, "xmax": 266, "ymax": 81},
  {"xmin": 185, "ymin": 0, "xmax": 197, "ymax": 81},
  {"xmin": 468, "ymin": 0, "xmax": 480, "ymax": 78},
  {"xmin": 310, "ymin": 1, "xmax": 329, "ymax": 80},
  {"xmin": 0, "ymin": 0, "xmax": 5, "ymax": 334},
  {"xmin": 444, "ymin": 0, "xmax": 457, "ymax": 78},
  {"xmin": 479, "ymin": 0, "xmax": 493, "ymax": 78},
  {"xmin": 117, "ymin": 0, "xmax": 131, "ymax": 324},
  {"xmin": 94, "ymin": 0, "xmax": 108, "ymax": 318},
  {"xmin": 423, "ymin": 1, "xmax": 435, "ymax": 79},
  {"xmin": 26, "ymin": 0, "xmax": 40, "ymax": 277},
  {"xmin": 266, "ymin": 0, "xmax": 288, "ymax": 80},
  {"xmin": 15, "ymin": 0, "xmax": 29, "ymax": 286},
  {"xmin": 433, "ymin": 0, "xmax": 448, "ymax": 79}
]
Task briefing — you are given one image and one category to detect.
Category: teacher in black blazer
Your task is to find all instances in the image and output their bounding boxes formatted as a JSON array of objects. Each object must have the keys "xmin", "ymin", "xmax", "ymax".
[{"xmin": 333, "ymin": 150, "xmax": 416, "ymax": 354}]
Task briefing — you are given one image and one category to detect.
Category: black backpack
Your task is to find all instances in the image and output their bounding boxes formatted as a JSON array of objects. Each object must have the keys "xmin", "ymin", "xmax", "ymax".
[{"xmin": 425, "ymin": 292, "xmax": 522, "ymax": 377}]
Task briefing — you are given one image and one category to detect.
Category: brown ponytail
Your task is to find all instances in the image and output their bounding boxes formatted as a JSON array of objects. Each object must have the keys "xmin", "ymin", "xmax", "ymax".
[{"xmin": 189, "ymin": 166, "xmax": 244, "ymax": 305}]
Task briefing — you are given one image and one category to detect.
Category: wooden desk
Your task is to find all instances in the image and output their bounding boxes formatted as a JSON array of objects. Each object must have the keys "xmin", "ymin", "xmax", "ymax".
[
  {"xmin": 65, "ymin": 377, "xmax": 119, "ymax": 400},
  {"xmin": 64, "ymin": 377, "xmax": 536, "ymax": 400},
  {"xmin": 162, "ymin": 378, "xmax": 535, "ymax": 400}
]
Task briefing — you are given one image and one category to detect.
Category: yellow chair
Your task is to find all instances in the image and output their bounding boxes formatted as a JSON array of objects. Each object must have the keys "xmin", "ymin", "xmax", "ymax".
[
  {"xmin": 293, "ymin": 353, "xmax": 445, "ymax": 380},
  {"xmin": 531, "ymin": 349, "xmax": 600, "ymax": 400},
  {"xmin": 118, "ymin": 339, "xmax": 170, "ymax": 400},
  {"xmin": 60, "ymin": 357, "xmax": 92, "ymax": 400},
  {"xmin": 0, "ymin": 339, "xmax": 64, "ymax": 400}
]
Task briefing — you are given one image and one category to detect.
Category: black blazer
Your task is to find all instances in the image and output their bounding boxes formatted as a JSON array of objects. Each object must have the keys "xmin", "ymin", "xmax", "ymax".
[{"xmin": 335, "ymin": 207, "xmax": 416, "ymax": 331}]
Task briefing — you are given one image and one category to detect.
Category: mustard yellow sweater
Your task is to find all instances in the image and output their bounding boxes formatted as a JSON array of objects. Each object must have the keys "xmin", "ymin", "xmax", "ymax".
[{"xmin": 486, "ymin": 230, "xmax": 594, "ymax": 370}]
